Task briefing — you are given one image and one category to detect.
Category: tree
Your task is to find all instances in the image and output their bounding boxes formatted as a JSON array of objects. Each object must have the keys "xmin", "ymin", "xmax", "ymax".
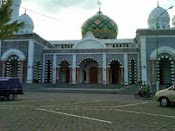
[{"xmin": 0, "ymin": 0, "xmax": 24, "ymax": 40}]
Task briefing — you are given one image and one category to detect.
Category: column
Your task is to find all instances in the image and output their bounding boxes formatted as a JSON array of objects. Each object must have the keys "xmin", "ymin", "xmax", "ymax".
[
  {"xmin": 140, "ymin": 37, "xmax": 147, "ymax": 85},
  {"xmin": 2, "ymin": 60, "xmax": 6, "ymax": 77},
  {"xmin": 52, "ymin": 54, "xmax": 57, "ymax": 84},
  {"xmin": 98, "ymin": 67, "xmax": 102, "ymax": 84},
  {"xmin": 86, "ymin": 68, "xmax": 89, "ymax": 83},
  {"xmin": 120, "ymin": 66, "xmax": 124, "ymax": 85},
  {"xmin": 103, "ymin": 53, "xmax": 107, "ymax": 85},
  {"xmin": 69, "ymin": 67, "xmax": 72, "ymax": 84},
  {"xmin": 20, "ymin": 61, "xmax": 24, "ymax": 83},
  {"xmin": 27, "ymin": 40, "xmax": 34, "ymax": 83},
  {"xmin": 72, "ymin": 54, "xmax": 76, "ymax": 84},
  {"xmin": 106, "ymin": 66, "xmax": 110, "ymax": 84},
  {"xmin": 76, "ymin": 67, "xmax": 80, "ymax": 83},
  {"xmin": 0, "ymin": 40, "xmax": 2, "ymax": 76},
  {"xmin": 124, "ymin": 53, "xmax": 129, "ymax": 85},
  {"xmin": 151, "ymin": 60, "xmax": 156, "ymax": 85},
  {"xmin": 56, "ymin": 66, "xmax": 60, "ymax": 83}
]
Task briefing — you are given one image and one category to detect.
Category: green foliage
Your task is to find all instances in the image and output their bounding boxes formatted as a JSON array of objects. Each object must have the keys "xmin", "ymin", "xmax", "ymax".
[{"xmin": 0, "ymin": 0, "xmax": 24, "ymax": 40}]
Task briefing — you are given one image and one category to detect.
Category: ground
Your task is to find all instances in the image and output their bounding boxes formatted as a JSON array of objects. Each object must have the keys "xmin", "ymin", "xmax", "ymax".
[{"xmin": 0, "ymin": 90, "xmax": 175, "ymax": 131}]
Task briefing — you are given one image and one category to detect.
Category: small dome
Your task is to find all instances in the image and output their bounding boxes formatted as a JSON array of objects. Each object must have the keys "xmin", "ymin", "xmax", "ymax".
[
  {"xmin": 18, "ymin": 13, "xmax": 34, "ymax": 34},
  {"xmin": 81, "ymin": 11, "xmax": 118, "ymax": 39},
  {"xmin": 148, "ymin": 6, "xmax": 170, "ymax": 29}
]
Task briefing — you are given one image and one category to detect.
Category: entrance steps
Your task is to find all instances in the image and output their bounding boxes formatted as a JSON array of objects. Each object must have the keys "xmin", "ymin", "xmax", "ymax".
[{"xmin": 23, "ymin": 83, "xmax": 140, "ymax": 94}]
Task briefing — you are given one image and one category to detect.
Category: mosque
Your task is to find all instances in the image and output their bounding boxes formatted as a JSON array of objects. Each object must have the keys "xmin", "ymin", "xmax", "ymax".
[{"xmin": 1, "ymin": 0, "xmax": 175, "ymax": 86}]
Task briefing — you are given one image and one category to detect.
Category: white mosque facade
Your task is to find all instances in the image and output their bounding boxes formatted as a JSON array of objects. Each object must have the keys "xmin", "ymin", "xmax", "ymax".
[{"xmin": 1, "ymin": 0, "xmax": 175, "ymax": 86}]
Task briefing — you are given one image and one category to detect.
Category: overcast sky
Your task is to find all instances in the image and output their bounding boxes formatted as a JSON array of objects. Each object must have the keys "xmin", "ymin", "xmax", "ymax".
[{"xmin": 19, "ymin": 0, "xmax": 175, "ymax": 40}]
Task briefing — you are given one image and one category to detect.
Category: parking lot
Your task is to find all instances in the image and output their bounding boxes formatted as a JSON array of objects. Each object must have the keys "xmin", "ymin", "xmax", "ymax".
[{"xmin": 0, "ymin": 92, "xmax": 175, "ymax": 131}]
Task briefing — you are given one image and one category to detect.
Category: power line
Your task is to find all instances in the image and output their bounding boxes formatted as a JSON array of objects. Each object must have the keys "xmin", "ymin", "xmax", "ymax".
[
  {"xmin": 13, "ymin": 4, "xmax": 82, "ymax": 30},
  {"xmin": 51, "ymin": 0, "xmax": 80, "ymax": 13},
  {"xmin": 13, "ymin": 4, "xmax": 59, "ymax": 21}
]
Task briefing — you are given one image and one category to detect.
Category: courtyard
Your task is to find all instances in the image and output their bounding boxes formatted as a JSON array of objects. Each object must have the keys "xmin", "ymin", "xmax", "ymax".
[{"xmin": 0, "ymin": 90, "xmax": 175, "ymax": 131}]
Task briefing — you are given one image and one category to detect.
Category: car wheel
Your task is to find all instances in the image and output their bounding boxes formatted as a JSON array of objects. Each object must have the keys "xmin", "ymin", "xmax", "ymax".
[
  {"xmin": 160, "ymin": 97, "xmax": 169, "ymax": 107},
  {"xmin": 8, "ymin": 94, "xmax": 14, "ymax": 101}
]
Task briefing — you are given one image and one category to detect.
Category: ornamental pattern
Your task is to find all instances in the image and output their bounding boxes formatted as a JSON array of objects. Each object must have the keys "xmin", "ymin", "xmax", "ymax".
[{"xmin": 81, "ymin": 12, "xmax": 118, "ymax": 39}]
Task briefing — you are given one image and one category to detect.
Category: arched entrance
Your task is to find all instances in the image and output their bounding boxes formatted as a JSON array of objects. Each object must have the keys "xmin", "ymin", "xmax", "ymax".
[
  {"xmin": 59, "ymin": 61, "xmax": 70, "ymax": 83},
  {"xmin": 89, "ymin": 67, "xmax": 97, "ymax": 83},
  {"xmin": 159, "ymin": 58, "xmax": 172, "ymax": 85},
  {"xmin": 109, "ymin": 60, "xmax": 121, "ymax": 84},
  {"xmin": 1, "ymin": 49, "xmax": 26, "ymax": 82},
  {"xmin": 6, "ymin": 55, "xmax": 19, "ymax": 78},
  {"xmin": 79, "ymin": 58, "xmax": 99, "ymax": 84}
]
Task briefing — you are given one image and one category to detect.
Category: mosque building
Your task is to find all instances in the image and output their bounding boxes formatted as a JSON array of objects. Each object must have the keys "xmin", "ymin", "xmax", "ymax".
[{"xmin": 1, "ymin": 0, "xmax": 175, "ymax": 86}]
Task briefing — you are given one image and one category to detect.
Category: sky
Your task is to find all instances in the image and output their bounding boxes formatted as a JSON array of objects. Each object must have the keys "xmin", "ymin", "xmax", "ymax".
[{"xmin": 19, "ymin": 0, "xmax": 175, "ymax": 41}]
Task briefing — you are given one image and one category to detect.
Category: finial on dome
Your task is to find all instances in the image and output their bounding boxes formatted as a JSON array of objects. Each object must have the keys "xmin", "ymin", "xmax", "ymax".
[
  {"xmin": 157, "ymin": 0, "xmax": 159, "ymax": 7},
  {"xmin": 24, "ymin": 9, "xmax": 26, "ymax": 14},
  {"xmin": 97, "ymin": 1, "xmax": 102, "ymax": 14}
]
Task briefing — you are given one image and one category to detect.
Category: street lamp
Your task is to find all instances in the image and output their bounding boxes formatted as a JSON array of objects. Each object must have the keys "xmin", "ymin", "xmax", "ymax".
[{"xmin": 156, "ymin": 5, "xmax": 173, "ymax": 92}]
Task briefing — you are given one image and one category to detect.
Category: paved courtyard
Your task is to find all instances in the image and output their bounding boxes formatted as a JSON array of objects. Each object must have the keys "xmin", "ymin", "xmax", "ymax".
[{"xmin": 0, "ymin": 91, "xmax": 175, "ymax": 131}]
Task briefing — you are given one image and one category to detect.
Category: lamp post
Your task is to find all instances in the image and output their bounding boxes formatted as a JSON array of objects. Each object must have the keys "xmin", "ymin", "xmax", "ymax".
[{"xmin": 156, "ymin": 6, "xmax": 173, "ymax": 92}]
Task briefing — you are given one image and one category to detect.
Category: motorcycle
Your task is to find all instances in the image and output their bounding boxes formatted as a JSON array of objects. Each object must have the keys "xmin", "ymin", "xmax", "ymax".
[{"xmin": 134, "ymin": 91, "xmax": 153, "ymax": 100}]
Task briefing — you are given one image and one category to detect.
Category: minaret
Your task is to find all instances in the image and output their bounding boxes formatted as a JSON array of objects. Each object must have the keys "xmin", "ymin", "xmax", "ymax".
[{"xmin": 11, "ymin": 0, "xmax": 21, "ymax": 21}]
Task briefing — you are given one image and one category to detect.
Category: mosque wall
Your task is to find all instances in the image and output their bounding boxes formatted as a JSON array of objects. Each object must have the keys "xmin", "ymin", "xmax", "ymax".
[
  {"xmin": 106, "ymin": 54, "xmax": 124, "ymax": 66},
  {"xmin": 1, "ymin": 41, "xmax": 29, "ymax": 56},
  {"xmin": 1, "ymin": 40, "xmax": 29, "ymax": 82},
  {"xmin": 145, "ymin": 37, "xmax": 175, "ymax": 83},
  {"xmin": 76, "ymin": 54, "xmax": 102, "ymax": 66},
  {"xmin": 33, "ymin": 42, "xmax": 43, "ymax": 63},
  {"xmin": 56, "ymin": 55, "xmax": 73, "ymax": 66}
]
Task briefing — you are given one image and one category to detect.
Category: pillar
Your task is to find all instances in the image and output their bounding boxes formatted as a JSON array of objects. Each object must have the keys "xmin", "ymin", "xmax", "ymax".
[
  {"xmin": 69, "ymin": 67, "xmax": 72, "ymax": 84},
  {"xmin": 86, "ymin": 68, "xmax": 89, "ymax": 83},
  {"xmin": 140, "ymin": 37, "xmax": 147, "ymax": 85},
  {"xmin": 106, "ymin": 66, "xmax": 110, "ymax": 84},
  {"xmin": 103, "ymin": 53, "xmax": 107, "ymax": 85},
  {"xmin": 120, "ymin": 66, "xmax": 124, "ymax": 85},
  {"xmin": 124, "ymin": 53, "xmax": 129, "ymax": 85},
  {"xmin": 72, "ymin": 54, "xmax": 76, "ymax": 84},
  {"xmin": 0, "ymin": 40, "xmax": 2, "ymax": 76},
  {"xmin": 20, "ymin": 61, "xmax": 24, "ymax": 83},
  {"xmin": 2, "ymin": 60, "xmax": 6, "ymax": 77},
  {"xmin": 151, "ymin": 60, "xmax": 156, "ymax": 85},
  {"xmin": 27, "ymin": 40, "xmax": 34, "ymax": 83},
  {"xmin": 98, "ymin": 67, "xmax": 102, "ymax": 84},
  {"xmin": 56, "ymin": 66, "xmax": 60, "ymax": 83},
  {"xmin": 76, "ymin": 67, "xmax": 80, "ymax": 83}
]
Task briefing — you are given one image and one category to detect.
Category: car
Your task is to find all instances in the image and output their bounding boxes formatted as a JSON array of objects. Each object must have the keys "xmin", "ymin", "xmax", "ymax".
[
  {"xmin": 155, "ymin": 85, "xmax": 175, "ymax": 107},
  {"xmin": 0, "ymin": 77, "xmax": 23, "ymax": 101}
]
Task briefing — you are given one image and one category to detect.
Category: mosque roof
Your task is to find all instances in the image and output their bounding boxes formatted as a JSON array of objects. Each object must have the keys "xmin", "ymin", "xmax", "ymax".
[
  {"xmin": 81, "ymin": 11, "xmax": 118, "ymax": 39},
  {"xmin": 148, "ymin": 6, "xmax": 170, "ymax": 29},
  {"xmin": 18, "ymin": 12, "xmax": 34, "ymax": 33}
]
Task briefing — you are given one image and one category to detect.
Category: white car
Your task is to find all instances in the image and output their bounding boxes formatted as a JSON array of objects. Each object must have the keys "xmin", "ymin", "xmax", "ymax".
[{"xmin": 155, "ymin": 85, "xmax": 175, "ymax": 107}]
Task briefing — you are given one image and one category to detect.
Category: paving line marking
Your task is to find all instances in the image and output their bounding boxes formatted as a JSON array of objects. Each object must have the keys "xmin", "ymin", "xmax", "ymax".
[
  {"xmin": 36, "ymin": 108, "xmax": 112, "ymax": 124},
  {"xmin": 112, "ymin": 102, "xmax": 149, "ymax": 108},
  {"xmin": 115, "ymin": 108, "xmax": 175, "ymax": 119}
]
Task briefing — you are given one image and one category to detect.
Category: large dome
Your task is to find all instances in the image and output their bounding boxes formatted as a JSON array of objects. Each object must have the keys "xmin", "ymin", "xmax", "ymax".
[
  {"xmin": 148, "ymin": 6, "xmax": 170, "ymax": 29},
  {"xmin": 18, "ymin": 13, "xmax": 34, "ymax": 34},
  {"xmin": 81, "ymin": 11, "xmax": 118, "ymax": 39}
]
